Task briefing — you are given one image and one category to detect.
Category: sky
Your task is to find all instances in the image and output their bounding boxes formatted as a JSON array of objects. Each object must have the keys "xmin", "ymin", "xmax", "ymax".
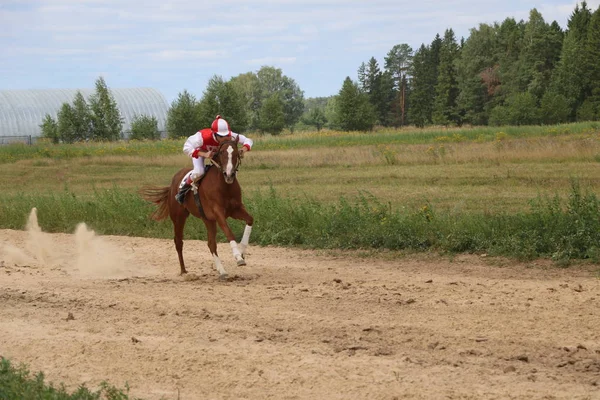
[{"xmin": 1, "ymin": 0, "xmax": 599, "ymax": 104}]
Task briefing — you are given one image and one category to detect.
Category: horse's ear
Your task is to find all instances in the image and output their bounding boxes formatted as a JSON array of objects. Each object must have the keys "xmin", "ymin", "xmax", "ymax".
[{"xmin": 235, "ymin": 135, "xmax": 239, "ymax": 144}]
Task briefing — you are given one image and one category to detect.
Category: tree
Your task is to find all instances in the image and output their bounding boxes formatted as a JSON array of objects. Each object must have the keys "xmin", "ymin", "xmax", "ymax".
[
  {"xmin": 408, "ymin": 37, "xmax": 440, "ymax": 127},
  {"xmin": 253, "ymin": 66, "xmax": 305, "ymax": 131},
  {"xmin": 357, "ymin": 62, "xmax": 367, "ymax": 90},
  {"xmin": 489, "ymin": 92, "xmax": 540, "ymax": 125},
  {"xmin": 39, "ymin": 114, "xmax": 59, "ymax": 144},
  {"xmin": 551, "ymin": 2, "xmax": 592, "ymax": 118},
  {"xmin": 89, "ymin": 77, "xmax": 122, "ymax": 141},
  {"xmin": 56, "ymin": 103, "xmax": 77, "ymax": 143},
  {"xmin": 324, "ymin": 97, "xmax": 339, "ymax": 130},
  {"xmin": 495, "ymin": 17, "xmax": 526, "ymax": 103},
  {"xmin": 303, "ymin": 107, "xmax": 327, "ymax": 131},
  {"xmin": 385, "ymin": 43, "xmax": 413, "ymax": 125},
  {"xmin": 581, "ymin": 5, "xmax": 600, "ymax": 120},
  {"xmin": 129, "ymin": 114, "xmax": 160, "ymax": 140},
  {"xmin": 166, "ymin": 90, "xmax": 200, "ymax": 139},
  {"xmin": 361, "ymin": 57, "xmax": 394, "ymax": 126},
  {"xmin": 198, "ymin": 75, "xmax": 248, "ymax": 132},
  {"xmin": 515, "ymin": 9, "xmax": 563, "ymax": 100},
  {"xmin": 259, "ymin": 94, "xmax": 286, "ymax": 134},
  {"xmin": 456, "ymin": 23, "xmax": 500, "ymax": 125},
  {"xmin": 576, "ymin": 98, "xmax": 600, "ymax": 121},
  {"xmin": 71, "ymin": 91, "xmax": 92, "ymax": 142},
  {"xmin": 229, "ymin": 72, "xmax": 260, "ymax": 129},
  {"xmin": 432, "ymin": 29, "xmax": 461, "ymax": 125},
  {"xmin": 334, "ymin": 77, "xmax": 376, "ymax": 131},
  {"xmin": 540, "ymin": 92, "xmax": 571, "ymax": 124},
  {"xmin": 408, "ymin": 45, "xmax": 430, "ymax": 127}
]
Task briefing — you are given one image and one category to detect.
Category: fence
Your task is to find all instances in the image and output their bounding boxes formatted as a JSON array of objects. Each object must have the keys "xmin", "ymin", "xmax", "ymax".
[
  {"xmin": 1, "ymin": 131, "xmax": 168, "ymax": 145},
  {"xmin": 0, "ymin": 135, "xmax": 33, "ymax": 145}
]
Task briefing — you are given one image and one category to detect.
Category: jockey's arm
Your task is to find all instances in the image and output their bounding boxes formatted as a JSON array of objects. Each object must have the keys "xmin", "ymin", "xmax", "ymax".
[
  {"xmin": 183, "ymin": 133, "xmax": 207, "ymax": 158},
  {"xmin": 234, "ymin": 133, "xmax": 253, "ymax": 154}
]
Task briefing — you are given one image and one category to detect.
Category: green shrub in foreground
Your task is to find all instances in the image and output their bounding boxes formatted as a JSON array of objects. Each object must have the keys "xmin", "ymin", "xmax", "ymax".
[
  {"xmin": 0, "ymin": 183, "xmax": 599, "ymax": 263},
  {"xmin": 0, "ymin": 357, "xmax": 136, "ymax": 400}
]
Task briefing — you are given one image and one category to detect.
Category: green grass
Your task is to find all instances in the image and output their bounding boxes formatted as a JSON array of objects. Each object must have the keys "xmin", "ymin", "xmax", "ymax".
[
  {"xmin": 1, "ymin": 182, "xmax": 599, "ymax": 263},
  {"xmin": 1, "ymin": 121, "xmax": 598, "ymax": 163},
  {"xmin": 0, "ymin": 357, "xmax": 138, "ymax": 400}
]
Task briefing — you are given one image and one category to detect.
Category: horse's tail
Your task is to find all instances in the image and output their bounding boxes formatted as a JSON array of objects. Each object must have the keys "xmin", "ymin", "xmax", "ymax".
[{"xmin": 139, "ymin": 186, "xmax": 171, "ymax": 221}]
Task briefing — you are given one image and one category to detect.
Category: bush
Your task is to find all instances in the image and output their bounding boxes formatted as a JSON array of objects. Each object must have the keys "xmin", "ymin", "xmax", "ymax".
[
  {"xmin": 0, "ymin": 357, "xmax": 137, "ymax": 400},
  {"xmin": 129, "ymin": 115, "xmax": 160, "ymax": 140}
]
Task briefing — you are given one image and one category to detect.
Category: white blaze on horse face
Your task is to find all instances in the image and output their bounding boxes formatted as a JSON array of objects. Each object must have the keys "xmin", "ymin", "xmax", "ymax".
[{"xmin": 226, "ymin": 145, "xmax": 234, "ymax": 177}]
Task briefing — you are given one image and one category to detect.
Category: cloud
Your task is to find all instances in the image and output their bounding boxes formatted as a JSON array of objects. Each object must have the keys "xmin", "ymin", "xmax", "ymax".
[
  {"xmin": 245, "ymin": 57, "xmax": 297, "ymax": 66},
  {"xmin": 150, "ymin": 49, "xmax": 228, "ymax": 61}
]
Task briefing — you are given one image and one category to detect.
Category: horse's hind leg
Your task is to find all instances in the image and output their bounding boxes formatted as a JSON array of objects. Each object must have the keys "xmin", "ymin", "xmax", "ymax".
[
  {"xmin": 205, "ymin": 219, "xmax": 228, "ymax": 279},
  {"xmin": 171, "ymin": 209, "xmax": 190, "ymax": 275}
]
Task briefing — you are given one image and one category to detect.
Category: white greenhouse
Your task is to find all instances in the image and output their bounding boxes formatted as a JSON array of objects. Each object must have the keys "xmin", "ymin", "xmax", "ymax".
[{"xmin": 0, "ymin": 88, "xmax": 169, "ymax": 144}]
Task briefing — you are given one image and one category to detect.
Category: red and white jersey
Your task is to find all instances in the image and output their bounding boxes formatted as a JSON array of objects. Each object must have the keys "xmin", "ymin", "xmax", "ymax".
[{"xmin": 183, "ymin": 128, "xmax": 253, "ymax": 157}]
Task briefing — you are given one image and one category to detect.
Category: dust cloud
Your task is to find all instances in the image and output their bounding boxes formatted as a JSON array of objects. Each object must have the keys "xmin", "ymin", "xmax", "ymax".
[{"xmin": 1, "ymin": 208, "xmax": 147, "ymax": 279}]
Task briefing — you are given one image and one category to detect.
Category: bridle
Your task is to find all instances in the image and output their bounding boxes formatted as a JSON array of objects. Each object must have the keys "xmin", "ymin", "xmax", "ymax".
[{"xmin": 210, "ymin": 139, "xmax": 241, "ymax": 176}]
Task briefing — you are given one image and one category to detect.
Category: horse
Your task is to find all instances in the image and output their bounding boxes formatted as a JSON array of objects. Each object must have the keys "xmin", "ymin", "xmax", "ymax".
[{"xmin": 140, "ymin": 136, "xmax": 253, "ymax": 279}]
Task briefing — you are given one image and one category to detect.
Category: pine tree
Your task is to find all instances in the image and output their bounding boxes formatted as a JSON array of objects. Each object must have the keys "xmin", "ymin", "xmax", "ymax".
[
  {"xmin": 335, "ymin": 77, "xmax": 376, "ymax": 131},
  {"xmin": 357, "ymin": 62, "xmax": 367, "ymax": 91},
  {"xmin": 516, "ymin": 9, "xmax": 563, "ymax": 100},
  {"xmin": 89, "ymin": 77, "xmax": 122, "ymax": 141},
  {"xmin": 407, "ymin": 45, "xmax": 430, "ymax": 127},
  {"xmin": 363, "ymin": 57, "xmax": 393, "ymax": 126},
  {"xmin": 384, "ymin": 44, "xmax": 413, "ymax": 126},
  {"xmin": 551, "ymin": 2, "xmax": 592, "ymax": 118},
  {"xmin": 580, "ymin": 5, "xmax": 600, "ymax": 120},
  {"xmin": 456, "ymin": 23, "xmax": 499, "ymax": 125},
  {"xmin": 432, "ymin": 29, "xmax": 460, "ymax": 125},
  {"xmin": 495, "ymin": 18, "xmax": 526, "ymax": 103},
  {"xmin": 166, "ymin": 90, "xmax": 200, "ymax": 139}
]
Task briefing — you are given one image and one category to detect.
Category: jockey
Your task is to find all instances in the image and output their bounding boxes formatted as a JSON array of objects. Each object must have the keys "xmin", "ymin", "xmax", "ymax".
[{"xmin": 175, "ymin": 115, "xmax": 253, "ymax": 204}]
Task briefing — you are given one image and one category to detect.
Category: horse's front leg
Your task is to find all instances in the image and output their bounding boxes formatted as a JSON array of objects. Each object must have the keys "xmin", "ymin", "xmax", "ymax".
[
  {"xmin": 231, "ymin": 207, "xmax": 254, "ymax": 257},
  {"xmin": 215, "ymin": 213, "xmax": 246, "ymax": 266},
  {"xmin": 205, "ymin": 219, "xmax": 228, "ymax": 279}
]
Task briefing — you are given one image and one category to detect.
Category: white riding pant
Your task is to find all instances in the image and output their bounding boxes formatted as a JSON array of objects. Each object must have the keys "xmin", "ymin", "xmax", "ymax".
[{"xmin": 191, "ymin": 157, "xmax": 206, "ymax": 181}]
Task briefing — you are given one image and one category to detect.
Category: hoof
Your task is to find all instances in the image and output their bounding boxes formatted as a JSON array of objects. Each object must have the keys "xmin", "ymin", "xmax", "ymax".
[
  {"xmin": 218, "ymin": 273, "xmax": 229, "ymax": 281},
  {"xmin": 236, "ymin": 258, "xmax": 247, "ymax": 266}
]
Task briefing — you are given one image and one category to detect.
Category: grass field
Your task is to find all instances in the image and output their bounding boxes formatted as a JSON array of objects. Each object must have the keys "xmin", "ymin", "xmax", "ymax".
[{"xmin": 2, "ymin": 122, "xmax": 600, "ymax": 261}]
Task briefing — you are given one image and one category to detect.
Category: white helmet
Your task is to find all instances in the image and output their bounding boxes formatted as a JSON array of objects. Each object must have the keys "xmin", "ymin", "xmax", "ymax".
[{"xmin": 211, "ymin": 115, "xmax": 231, "ymax": 137}]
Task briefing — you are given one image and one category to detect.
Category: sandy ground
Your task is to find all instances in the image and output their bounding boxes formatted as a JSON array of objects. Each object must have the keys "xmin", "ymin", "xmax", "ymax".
[{"xmin": 1, "ymin": 213, "xmax": 599, "ymax": 399}]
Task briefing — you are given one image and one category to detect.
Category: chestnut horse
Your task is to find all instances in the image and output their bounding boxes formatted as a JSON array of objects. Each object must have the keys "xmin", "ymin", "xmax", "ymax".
[{"xmin": 140, "ymin": 136, "xmax": 253, "ymax": 279}]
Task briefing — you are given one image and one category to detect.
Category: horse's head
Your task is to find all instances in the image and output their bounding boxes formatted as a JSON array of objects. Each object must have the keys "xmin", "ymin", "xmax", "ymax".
[{"xmin": 211, "ymin": 136, "xmax": 241, "ymax": 184}]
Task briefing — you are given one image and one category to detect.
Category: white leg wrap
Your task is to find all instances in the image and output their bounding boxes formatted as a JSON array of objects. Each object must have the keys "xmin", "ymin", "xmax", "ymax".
[
  {"xmin": 230, "ymin": 240, "xmax": 243, "ymax": 261},
  {"xmin": 239, "ymin": 225, "xmax": 252, "ymax": 255},
  {"xmin": 212, "ymin": 253, "xmax": 227, "ymax": 276}
]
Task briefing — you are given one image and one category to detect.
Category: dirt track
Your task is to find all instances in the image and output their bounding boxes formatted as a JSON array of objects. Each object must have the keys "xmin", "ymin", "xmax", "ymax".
[{"xmin": 1, "ymin": 227, "xmax": 599, "ymax": 400}]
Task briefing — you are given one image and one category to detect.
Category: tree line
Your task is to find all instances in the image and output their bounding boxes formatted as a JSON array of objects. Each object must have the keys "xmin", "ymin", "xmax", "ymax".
[
  {"xmin": 323, "ymin": 1, "xmax": 600, "ymax": 131},
  {"xmin": 41, "ymin": 1, "xmax": 600, "ymax": 141}
]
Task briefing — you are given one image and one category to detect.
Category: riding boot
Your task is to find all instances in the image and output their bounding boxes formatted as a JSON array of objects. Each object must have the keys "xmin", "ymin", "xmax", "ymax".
[{"xmin": 175, "ymin": 176, "xmax": 193, "ymax": 205}]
